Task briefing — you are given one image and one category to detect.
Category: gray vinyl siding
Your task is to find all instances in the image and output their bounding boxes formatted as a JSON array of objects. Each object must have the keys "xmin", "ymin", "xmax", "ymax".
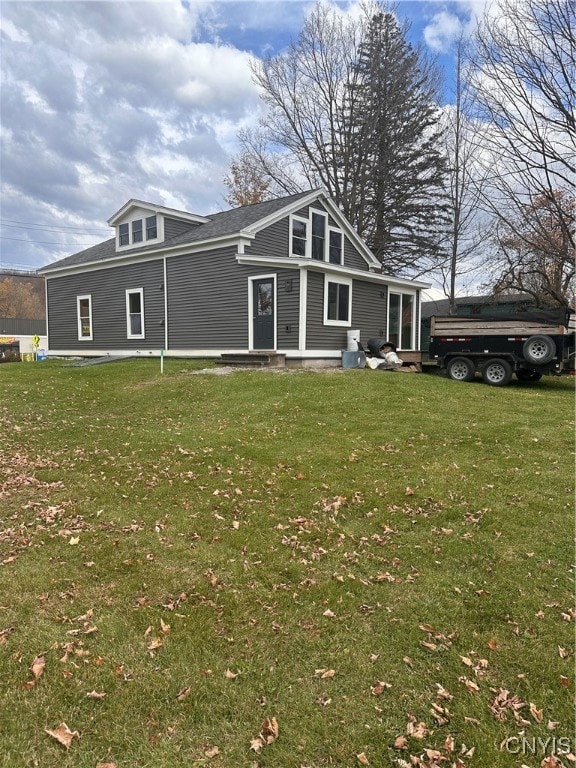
[
  {"xmin": 46, "ymin": 261, "xmax": 165, "ymax": 349},
  {"xmin": 167, "ymin": 248, "xmax": 243, "ymax": 348},
  {"xmin": 248, "ymin": 218, "xmax": 289, "ymax": 258},
  {"xmin": 306, "ymin": 272, "xmax": 388, "ymax": 350},
  {"xmin": 167, "ymin": 249, "xmax": 301, "ymax": 350},
  {"xmin": 164, "ymin": 217, "xmax": 202, "ymax": 241},
  {"xmin": 276, "ymin": 269, "xmax": 300, "ymax": 349}
]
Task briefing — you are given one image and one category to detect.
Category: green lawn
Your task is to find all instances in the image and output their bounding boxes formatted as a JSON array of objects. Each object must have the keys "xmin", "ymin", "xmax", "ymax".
[{"xmin": 0, "ymin": 359, "xmax": 574, "ymax": 768}]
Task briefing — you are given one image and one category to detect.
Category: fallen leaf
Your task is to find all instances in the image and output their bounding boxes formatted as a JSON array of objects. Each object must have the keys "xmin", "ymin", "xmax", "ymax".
[
  {"xmin": 371, "ymin": 681, "xmax": 392, "ymax": 696},
  {"xmin": 45, "ymin": 722, "xmax": 80, "ymax": 749},
  {"xmin": 529, "ymin": 702, "xmax": 543, "ymax": 722},
  {"xmin": 393, "ymin": 735, "xmax": 407, "ymax": 749},
  {"xmin": 86, "ymin": 690, "xmax": 106, "ymax": 699},
  {"xmin": 250, "ymin": 717, "xmax": 279, "ymax": 752},
  {"xmin": 357, "ymin": 752, "xmax": 370, "ymax": 765},
  {"xmin": 176, "ymin": 686, "xmax": 191, "ymax": 701},
  {"xmin": 225, "ymin": 669, "xmax": 240, "ymax": 679},
  {"xmin": 315, "ymin": 668, "xmax": 336, "ymax": 679},
  {"xmin": 204, "ymin": 746, "xmax": 220, "ymax": 758},
  {"xmin": 31, "ymin": 655, "xmax": 45, "ymax": 679}
]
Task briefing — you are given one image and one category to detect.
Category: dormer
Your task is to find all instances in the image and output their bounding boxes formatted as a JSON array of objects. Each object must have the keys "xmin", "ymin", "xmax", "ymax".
[{"xmin": 108, "ymin": 199, "xmax": 210, "ymax": 252}]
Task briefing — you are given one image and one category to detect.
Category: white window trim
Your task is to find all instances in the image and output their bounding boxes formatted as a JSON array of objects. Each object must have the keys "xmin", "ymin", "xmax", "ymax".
[
  {"xmin": 248, "ymin": 274, "xmax": 277, "ymax": 350},
  {"xmin": 126, "ymin": 288, "xmax": 145, "ymax": 339},
  {"xmin": 290, "ymin": 211, "xmax": 344, "ymax": 264},
  {"xmin": 387, "ymin": 289, "xmax": 417, "ymax": 350},
  {"xmin": 328, "ymin": 226, "xmax": 343, "ymax": 264},
  {"xmin": 310, "ymin": 210, "xmax": 328, "ymax": 261},
  {"xmin": 289, "ymin": 215, "xmax": 310, "ymax": 259},
  {"xmin": 323, "ymin": 275, "xmax": 352, "ymax": 327},
  {"xmin": 77, "ymin": 294, "xmax": 93, "ymax": 341},
  {"xmin": 116, "ymin": 215, "xmax": 164, "ymax": 250}
]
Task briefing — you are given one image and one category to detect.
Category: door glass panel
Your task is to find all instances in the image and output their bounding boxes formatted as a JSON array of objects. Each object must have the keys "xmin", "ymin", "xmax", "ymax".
[
  {"xmin": 388, "ymin": 293, "xmax": 400, "ymax": 347},
  {"xmin": 401, "ymin": 294, "xmax": 414, "ymax": 349},
  {"xmin": 257, "ymin": 283, "xmax": 273, "ymax": 315}
]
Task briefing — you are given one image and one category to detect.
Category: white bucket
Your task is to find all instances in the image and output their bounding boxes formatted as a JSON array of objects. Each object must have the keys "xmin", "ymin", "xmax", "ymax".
[{"xmin": 347, "ymin": 330, "xmax": 360, "ymax": 351}]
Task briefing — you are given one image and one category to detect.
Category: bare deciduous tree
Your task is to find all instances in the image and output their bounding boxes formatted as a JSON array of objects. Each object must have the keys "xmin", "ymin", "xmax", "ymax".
[{"xmin": 469, "ymin": 0, "xmax": 575, "ymax": 306}]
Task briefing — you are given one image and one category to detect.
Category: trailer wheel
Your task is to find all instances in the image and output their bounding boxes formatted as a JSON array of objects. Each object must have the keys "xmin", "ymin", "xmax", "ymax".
[
  {"xmin": 481, "ymin": 358, "xmax": 513, "ymax": 386},
  {"xmin": 446, "ymin": 356, "xmax": 475, "ymax": 382},
  {"xmin": 516, "ymin": 368, "xmax": 543, "ymax": 383},
  {"xmin": 523, "ymin": 335, "xmax": 556, "ymax": 365}
]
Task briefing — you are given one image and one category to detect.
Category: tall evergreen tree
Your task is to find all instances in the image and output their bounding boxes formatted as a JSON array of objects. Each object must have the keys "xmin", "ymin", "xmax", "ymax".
[
  {"xmin": 226, "ymin": 1, "xmax": 449, "ymax": 276},
  {"xmin": 346, "ymin": 10, "xmax": 449, "ymax": 274}
]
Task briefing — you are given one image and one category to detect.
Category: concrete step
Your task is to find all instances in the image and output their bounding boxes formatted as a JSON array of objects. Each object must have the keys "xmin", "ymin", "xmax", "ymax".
[{"xmin": 220, "ymin": 352, "xmax": 286, "ymax": 368}]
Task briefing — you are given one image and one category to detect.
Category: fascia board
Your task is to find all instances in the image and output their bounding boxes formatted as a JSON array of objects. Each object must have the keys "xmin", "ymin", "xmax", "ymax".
[
  {"xmin": 240, "ymin": 188, "xmax": 326, "ymax": 236},
  {"xmin": 108, "ymin": 199, "xmax": 210, "ymax": 226},
  {"xmin": 319, "ymin": 195, "xmax": 380, "ymax": 268},
  {"xmin": 41, "ymin": 234, "xmax": 252, "ymax": 278},
  {"xmin": 236, "ymin": 254, "xmax": 430, "ymax": 289}
]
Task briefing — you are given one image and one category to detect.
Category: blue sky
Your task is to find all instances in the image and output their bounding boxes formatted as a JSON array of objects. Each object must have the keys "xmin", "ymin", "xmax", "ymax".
[{"xmin": 0, "ymin": 0, "xmax": 482, "ymax": 271}]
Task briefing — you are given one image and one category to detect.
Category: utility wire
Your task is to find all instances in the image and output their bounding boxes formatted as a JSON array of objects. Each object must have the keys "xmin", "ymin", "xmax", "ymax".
[
  {"xmin": 0, "ymin": 236, "xmax": 102, "ymax": 247},
  {"xmin": 0, "ymin": 218, "xmax": 110, "ymax": 234}
]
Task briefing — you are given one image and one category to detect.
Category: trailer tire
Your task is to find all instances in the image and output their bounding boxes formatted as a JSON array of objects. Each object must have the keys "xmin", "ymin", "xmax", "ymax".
[
  {"xmin": 446, "ymin": 356, "xmax": 476, "ymax": 382},
  {"xmin": 481, "ymin": 358, "xmax": 513, "ymax": 386},
  {"xmin": 523, "ymin": 335, "xmax": 556, "ymax": 365},
  {"xmin": 516, "ymin": 368, "xmax": 543, "ymax": 383}
]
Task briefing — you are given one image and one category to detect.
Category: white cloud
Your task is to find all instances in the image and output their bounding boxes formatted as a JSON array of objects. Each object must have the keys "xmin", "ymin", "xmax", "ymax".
[
  {"xmin": 0, "ymin": 0, "xmax": 263, "ymax": 268},
  {"xmin": 423, "ymin": 10, "xmax": 464, "ymax": 52}
]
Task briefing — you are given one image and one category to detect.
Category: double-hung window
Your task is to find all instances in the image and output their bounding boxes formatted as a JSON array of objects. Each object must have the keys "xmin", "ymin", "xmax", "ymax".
[
  {"xmin": 291, "ymin": 217, "xmax": 308, "ymax": 256},
  {"xmin": 311, "ymin": 212, "xmax": 326, "ymax": 260},
  {"xmin": 324, "ymin": 276, "xmax": 352, "ymax": 326},
  {"xmin": 290, "ymin": 210, "xmax": 344, "ymax": 264},
  {"xmin": 132, "ymin": 219, "xmax": 143, "ymax": 243},
  {"xmin": 388, "ymin": 291, "xmax": 415, "ymax": 349},
  {"xmin": 126, "ymin": 288, "xmax": 145, "ymax": 338},
  {"xmin": 77, "ymin": 295, "xmax": 93, "ymax": 340},
  {"xmin": 119, "ymin": 223, "xmax": 129, "ymax": 246},
  {"xmin": 146, "ymin": 215, "xmax": 157, "ymax": 240},
  {"xmin": 328, "ymin": 230, "xmax": 343, "ymax": 264}
]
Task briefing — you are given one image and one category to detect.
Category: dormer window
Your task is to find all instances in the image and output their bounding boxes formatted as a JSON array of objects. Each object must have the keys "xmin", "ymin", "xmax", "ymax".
[
  {"xmin": 132, "ymin": 219, "xmax": 143, "ymax": 243},
  {"xmin": 117, "ymin": 214, "xmax": 160, "ymax": 249},
  {"xmin": 146, "ymin": 215, "xmax": 157, "ymax": 239}
]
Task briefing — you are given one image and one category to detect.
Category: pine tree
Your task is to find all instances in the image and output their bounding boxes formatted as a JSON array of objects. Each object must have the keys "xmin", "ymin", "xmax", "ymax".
[{"xmin": 345, "ymin": 10, "xmax": 449, "ymax": 275}]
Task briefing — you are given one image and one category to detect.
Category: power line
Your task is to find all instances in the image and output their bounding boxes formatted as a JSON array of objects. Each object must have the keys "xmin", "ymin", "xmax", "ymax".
[
  {"xmin": 0, "ymin": 218, "xmax": 111, "ymax": 234},
  {"xmin": 0, "ymin": 235, "xmax": 101, "ymax": 247},
  {"xmin": 0, "ymin": 222, "xmax": 109, "ymax": 237}
]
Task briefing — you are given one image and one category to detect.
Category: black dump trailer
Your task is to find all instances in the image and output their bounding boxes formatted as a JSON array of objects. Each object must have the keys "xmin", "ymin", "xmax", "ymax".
[{"xmin": 428, "ymin": 309, "xmax": 576, "ymax": 386}]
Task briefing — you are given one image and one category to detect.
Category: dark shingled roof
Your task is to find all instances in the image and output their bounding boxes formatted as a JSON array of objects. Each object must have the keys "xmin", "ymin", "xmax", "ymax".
[{"xmin": 41, "ymin": 190, "xmax": 317, "ymax": 273}]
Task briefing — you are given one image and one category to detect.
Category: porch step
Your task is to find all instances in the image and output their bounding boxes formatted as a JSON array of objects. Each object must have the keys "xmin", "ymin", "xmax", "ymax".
[{"xmin": 220, "ymin": 352, "xmax": 286, "ymax": 368}]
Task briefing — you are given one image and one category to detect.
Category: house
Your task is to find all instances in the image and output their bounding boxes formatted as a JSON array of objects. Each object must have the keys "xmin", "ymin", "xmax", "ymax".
[
  {"xmin": 420, "ymin": 293, "xmax": 538, "ymax": 353},
  {"xmin": 0, "ymin": 269, "xmax": 47, "ymax": 360},
  {"xmin": 38, "ymin": 189, "xmax": 429, "ymax": 366}
]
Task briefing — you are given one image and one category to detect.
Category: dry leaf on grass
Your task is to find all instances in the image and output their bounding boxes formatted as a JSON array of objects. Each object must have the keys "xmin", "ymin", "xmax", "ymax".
[
  {"xmin": 250, "ymin": 717, "xmax": 279, "ymax": 752},
  {"xmin": 31, "ymin": 655, "xmax": 45, "ymax": 679},
  {"xmin": 45, "ymin": 722, "xmax": 80, "ymax": 749},
  {"xmin": 357, "ymin": 752, "xmax": 370, "ymax": 765},
  {"xmin": 315, "ymin": 668, "xmax": 336, "ymax": 679}
]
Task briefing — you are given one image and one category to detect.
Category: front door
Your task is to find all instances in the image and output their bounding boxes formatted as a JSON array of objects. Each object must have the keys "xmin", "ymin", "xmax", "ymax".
[{"xmin": 252, "ymin": 278, "xmax": 275, "ymax": 349}]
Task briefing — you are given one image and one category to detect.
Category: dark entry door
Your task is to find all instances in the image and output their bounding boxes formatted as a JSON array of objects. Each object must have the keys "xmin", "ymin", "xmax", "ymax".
[{"xmin": 252, "ymin": 278, "xmax": 275, "ymax": 349}]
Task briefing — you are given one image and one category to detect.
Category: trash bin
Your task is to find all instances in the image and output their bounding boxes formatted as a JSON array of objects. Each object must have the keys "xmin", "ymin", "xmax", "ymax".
[
  {"xmin": 341, "ymin": 350, "xmax": 366, "ymax": 368},
  {"xmin": 346, "ymin": 330, "xmax": 360, "ymax": 351},
  {"xmin": 37, "ymin": 349, "xmax": 46, "ymax": 361}
]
